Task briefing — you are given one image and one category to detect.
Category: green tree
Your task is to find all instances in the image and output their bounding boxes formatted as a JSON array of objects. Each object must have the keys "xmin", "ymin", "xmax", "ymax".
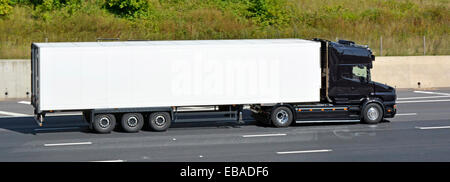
[
  {"xmin": 245, "ymin": 0, "xmax": 291, "ymax": 27},
  {"xmin": 0, "ymin": 0, "xmax": 12, "ymax": 16},
  {"xmin": 104, "ymin": 0, "xmax": 152, "ymax": 18}
]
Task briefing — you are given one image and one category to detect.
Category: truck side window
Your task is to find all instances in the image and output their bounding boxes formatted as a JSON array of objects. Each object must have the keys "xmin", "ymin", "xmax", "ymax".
[
  {"xmin": 341, "ymin": 65, "xmax": 367, "ymax": 81},
  {"xmin": 340, "ymin": 66, "xmax": 352, "ymax": 79},
  {"xmin": 352, "ymin": 65, "xmax": 367, "ymax": 79}
]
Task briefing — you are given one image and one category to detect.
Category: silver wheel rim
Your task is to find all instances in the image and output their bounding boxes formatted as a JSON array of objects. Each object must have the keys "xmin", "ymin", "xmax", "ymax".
[
  {"xmin": 155, "ymin": 115, "xmax": 166, "ymax": 126},
  {"xmin": 127, "ymin": 116, "xmax": 138, "ymax": 127},
  {"xmin": 367, "ymin": 107, "xmax": 379, "ymax": 121},
  {"xmin": 276, "ymin": 110, "xmax": 289, "ymax": 124},
  {"xmin": 99, "ymin": 117, "xmax": 110, "ymax": 128}
]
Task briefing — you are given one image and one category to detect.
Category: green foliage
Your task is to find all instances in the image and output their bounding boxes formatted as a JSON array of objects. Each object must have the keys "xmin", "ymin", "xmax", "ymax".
[
  {"xmin": 0, "ymin": 0, "xmax": 448, "ymax": 58},
  {"xmin": 361, "ymin": 8, "xmax": 381, "ymax": 21},
  {"xmin": 8, "ymin": 0, "xmax": 31, "ymax": 5},
  {"xmin": 245, "ymin": 0, "xmax": 291, "ymax": 26},
  {"xmin": 0, "ymin": 0, "xmax": 12, "ymax": 15},
  {"xmin": 16, "ymin": 0, "xmax": 83, "ymax": 20},
  {"xmin": 104, "ymin": 0, "xmax": 152, "ymax": 18}
]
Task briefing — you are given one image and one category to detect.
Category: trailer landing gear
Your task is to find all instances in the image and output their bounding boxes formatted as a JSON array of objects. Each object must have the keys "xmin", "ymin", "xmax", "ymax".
[{"xmin": 34, "ymin": 113, "xmax": 45, "ymax": 127}]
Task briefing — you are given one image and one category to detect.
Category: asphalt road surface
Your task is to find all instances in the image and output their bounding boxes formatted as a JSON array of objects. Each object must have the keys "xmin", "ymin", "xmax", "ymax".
[{"xmin": 0, "ymin": 89, "xmax": 450, "ymax": 162}]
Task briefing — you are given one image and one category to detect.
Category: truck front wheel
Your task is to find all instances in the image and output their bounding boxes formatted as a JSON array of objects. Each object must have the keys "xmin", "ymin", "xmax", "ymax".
[
  {"xmin": 92, "ymin": 114, "xmax": 116, "ymax": 133},
  {"xmin": 271, "ymin": 106, "xmax": 293, "ymax": 127},
  {"xmin": 362, "ymin": 103, "xmax": 383, "ymax": 124},
  {"xmin": 149, "ymin": 112, "xmax": 171, "ymax": 131}
]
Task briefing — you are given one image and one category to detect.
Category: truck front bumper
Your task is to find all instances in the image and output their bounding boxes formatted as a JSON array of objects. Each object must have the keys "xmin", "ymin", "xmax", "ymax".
[{"xmin": 384, "ymin": 104, "xmax": 397, "ymax": 118}]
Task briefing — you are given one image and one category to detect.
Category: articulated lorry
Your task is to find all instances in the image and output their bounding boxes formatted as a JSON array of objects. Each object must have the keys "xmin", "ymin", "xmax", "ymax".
[{"xmin": 31, "ymin": 39, "xmax": 397, "ymax": 133}]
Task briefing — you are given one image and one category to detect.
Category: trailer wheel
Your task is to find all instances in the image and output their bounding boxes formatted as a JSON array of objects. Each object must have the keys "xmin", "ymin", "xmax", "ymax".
[
  {"xmin": 362, "ymin": 103, "xmax": 383, "ymax": 124},
  {"xmin": 93, "ymin": 114, "xmax": 116, "ymax": 133},
  {"xmin": 271, "ymin": 106, "xmax": 293, "ymax": 127},
  {"xmin": 121, "ymin": 113, "xmax": 144, "ymax": 133},
  {"xmin": 149, "ymin": 112, "xmax": 171, "ymax": 131}
]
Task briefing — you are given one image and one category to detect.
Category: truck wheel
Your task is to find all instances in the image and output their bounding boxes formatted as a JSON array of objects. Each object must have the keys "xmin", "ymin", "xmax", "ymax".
[
  {"xmin": 121, "ymin": 113, "xmax": 144, "ymax": 133},
  {"xmin": 93, "ymin": 114, "xmax": 116, "ymax": 133},
  {"xmin": 149, "ymin": 112, "xmax": 171, "ymax": 131},
  {"xmin": 362, "ymin": 103, "xmax": 383, "ymax": 124},
  {"xmin": 271, "ymin": 106, "xmax": 293, "ymax": 127}
]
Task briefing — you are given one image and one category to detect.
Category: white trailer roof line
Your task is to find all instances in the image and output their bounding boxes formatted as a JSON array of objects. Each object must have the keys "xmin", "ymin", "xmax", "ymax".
[{"xmin": 33, "ymin": 39, "xmax": 318, "ymax": 48}]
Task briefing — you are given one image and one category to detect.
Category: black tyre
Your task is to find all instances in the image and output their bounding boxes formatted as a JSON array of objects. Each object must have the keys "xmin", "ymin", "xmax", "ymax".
[
  {"xmin": 92, "ymin": 114, "xmax": 116, "ymax": 133},
  {"xmin": 362, "ymin": 103, "xmax": 383, "ymax": 124},
  {"xmin": 271, "ymin": 106, "xmax": 293, "ymax": 127},
  {"xmin": 148, "ymin": 112, "xmax": 171, "ymax": 131},
  {"xmin": 120, "ymin": 113, "xmax": 144, "ymax": 133}
]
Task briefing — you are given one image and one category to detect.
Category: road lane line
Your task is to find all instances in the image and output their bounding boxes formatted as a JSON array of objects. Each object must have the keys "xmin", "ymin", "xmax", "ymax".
[
  {"xmin": 44, "ymin": 142, "xmax": 92, "ymax": 147},
  {"xmin": 414, "ymin": 91, "xmax": 450, "ymax": 96},
  {"xmin": 397, "ymin": 95, "xmax": 450, "ymax": 100},
  {"xmin": 397, "ymin": 99, "xmax": 450, "ymax": 104},
  {"xmin": 242, "ymin": 133, "xmax": 287, "ymax": 138},
  {"xmin": 277, "ymin": 149, "xmax": 332, "ymax": 155},
  {"xmin": 0, "ymin": 111, "xmax": 29, "ymax": 117},
  {"xmin": 415, "ymin": 126, "xmax": 450, "ymax": 130},
  {"xmin": 18, "ymin": 101, "xmax": 31, "ymax": 105},
  {"xmin": 0, "ymin": 115, "xmax": 32, "ymax": 118},
  {"xmin": 396, "ymin": 113, "xmax": 417, "ymax": 116},
  {"xmin": 35, "ymin": 127, "xmax": 81, "ymax": 131},
  {"xmin": 89, "ymin": 160, "xmax": 125, "ymax": 162},
  {"xmin": 46, "ymin": 113, "xmax": 81, "ymax": 116},
  {"xmin": 0, "ymin": 113, "xmax": 81, "ymax": 119}
]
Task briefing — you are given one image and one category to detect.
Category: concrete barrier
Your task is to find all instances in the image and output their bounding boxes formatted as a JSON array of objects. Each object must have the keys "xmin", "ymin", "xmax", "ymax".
[
  {"xmin": 0, "ymin": 56, "xmax": 449, "ymax": 100},
  {"xmin": 372, "ymin": 56, "xmax": 450, "ymax": 89},
  {"xmin": 0, "ymin": 59, "xmax": 30, "ymax": 100}
]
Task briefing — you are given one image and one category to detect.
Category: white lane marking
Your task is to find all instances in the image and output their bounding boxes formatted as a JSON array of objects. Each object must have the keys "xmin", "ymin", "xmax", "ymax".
[
  {"xmin": 0, "ymin": 113, "xmax": 81, "ymax": 119},
  {"xmin": 0, "ymin": 111, "xmax": 29, "ymax": 117},
  {"xmin": 44, "ymin": 142, "xmax": 92, "ymax": 147},
  {"xmin": 46, "ymin": 113, "xmax": 81, "ymax": 116},
  {"xmin": 415, "ymin": 126, "xmax": 450, "ymax": 130},
  {"xmin": 277, "ymin": 149, "xmax": 332, "ymax": 155},
  {"xmin": 414, "ymin": 91, "xmax": 450, "ymax": 96},
  {"xmin": 89, "ymin": 160, "xmax": 125, "ymax": 162},
  {"xmin": 34, "ymin": 127, "xmax": 81, "ymax": 131},
  {"xmin": 18, "ymin": 101, "xmax": 31, "ymax": 105},
  {"xmin": 242, "ymin": 133, "xmax": 287, "ymax": 138},
  {"xmin": 0, "ymin": 115, "xmax": 32, "ymax": 118},
  {"xmin": 397, "ymin": 95, "xmax": 450, "ymax": 100},
  {"xmin": 397, "ymin": 99, "xmax": 450, "ymax": 104},
  {"xmin": 396, "ymin": 113, "xmax": 417, "ymax": 116}
]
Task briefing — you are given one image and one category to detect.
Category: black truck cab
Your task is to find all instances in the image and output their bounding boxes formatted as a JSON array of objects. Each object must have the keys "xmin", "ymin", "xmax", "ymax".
[
  {"xmin": 253, "ymin": 39, "xmax": 397, "ymax": 127},
  {"xmin": 319, "ymin": 39, "xmax": 397, "ymax": 120}
]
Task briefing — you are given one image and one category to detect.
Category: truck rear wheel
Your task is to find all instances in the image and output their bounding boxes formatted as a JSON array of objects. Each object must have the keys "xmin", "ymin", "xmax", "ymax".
[
  {"xmin": 271, "ymin": 106, "xmax": 293, "ymax": 127},
  {"xmin": 149, "ymin": 112, "xmax": 171, "ymax": 131},
  {"xmin": 121, "ymin": 113, "xmax": 144, "ymax": 133},
  {"xmin": 93, "ymin": 114, "xmax": 116, "ymax": 133},
  {"xmin": 362, "ymin": 103, "xmax": 383, "ymax": 124}
]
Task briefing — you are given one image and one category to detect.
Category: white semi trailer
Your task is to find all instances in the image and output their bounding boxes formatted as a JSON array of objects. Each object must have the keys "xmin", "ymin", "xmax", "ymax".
[{"xmin": 31, "ymin": 39, "xmax": 397, "ymax": 133}]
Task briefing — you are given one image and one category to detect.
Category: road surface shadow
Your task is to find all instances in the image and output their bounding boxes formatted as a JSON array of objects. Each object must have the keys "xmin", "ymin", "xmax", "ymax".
[
  {"xmin": 0, "ymin": 110, "xmax": 392, "ymax": 135},
  {"xmin": 0, "ymin": 115, "xmax": 88, "ymax": 135}
]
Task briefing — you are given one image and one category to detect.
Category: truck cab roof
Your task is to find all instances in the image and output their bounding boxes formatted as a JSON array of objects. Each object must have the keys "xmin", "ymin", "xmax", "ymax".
[{"xmin": 329, "ymin": 39, "xmax": 375, "ymax": 65}]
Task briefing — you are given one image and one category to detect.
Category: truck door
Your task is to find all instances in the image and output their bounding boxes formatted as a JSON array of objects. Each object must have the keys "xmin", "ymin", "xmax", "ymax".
[{"xmin": 334, "ymin": 64, "xmax": 372, "ymax": 104}]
